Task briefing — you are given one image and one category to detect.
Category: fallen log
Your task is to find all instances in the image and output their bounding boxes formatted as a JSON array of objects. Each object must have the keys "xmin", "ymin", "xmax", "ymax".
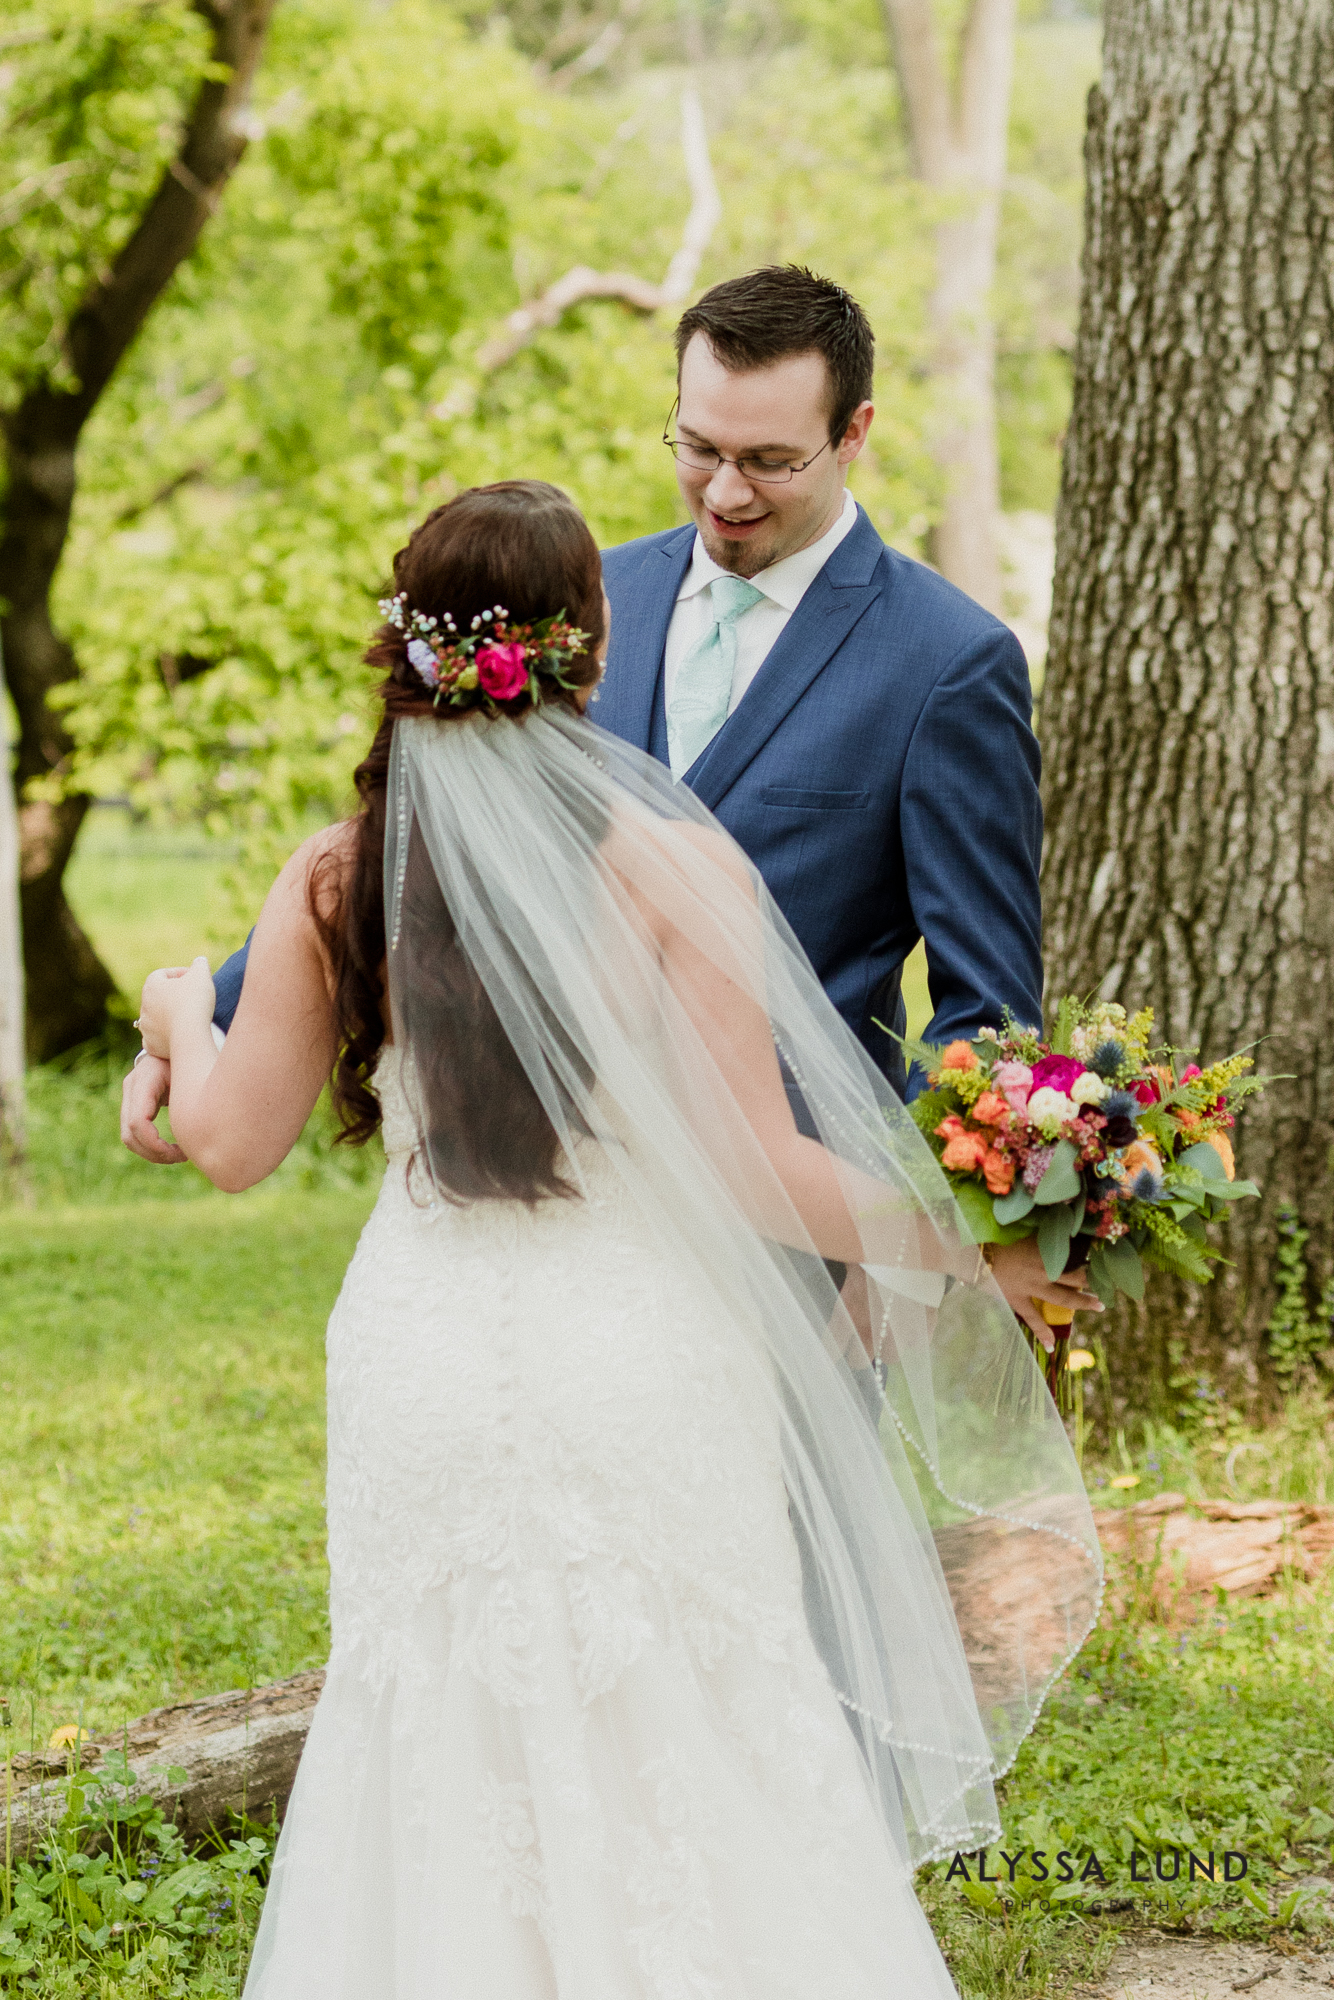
[
  {"xmin": 1093, "ymin": 1492, "xmax": 1334, "ymax": 1620},
  {"xmin": 7, "ymin": 1494, "xmax": 1330, "ymax": 1861},
  {"xmin": 4, "ymin": 1669, "xmax": 324, "ymax": 1862}
]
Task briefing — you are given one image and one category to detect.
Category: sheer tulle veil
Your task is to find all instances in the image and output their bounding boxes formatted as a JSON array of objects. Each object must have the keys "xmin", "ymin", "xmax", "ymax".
[{"xmin": 384, "ymin": 703, "xmax": 1102, "ymax": 1870}]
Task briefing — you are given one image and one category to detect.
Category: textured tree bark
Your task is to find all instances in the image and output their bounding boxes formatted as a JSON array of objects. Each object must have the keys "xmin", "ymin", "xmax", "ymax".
[
  {"xmin": 879, "ymin": 0, "xmax": 1015, "ymax": 614},
  {"xmin": 0, "ymin": 673, "xmax": 24, "ymax": 1169},
  {"xmin": 1039, "ymin": 0, "xmax": 1334, "ymax": 1416},
  {"xmin": 0, "ymin": 0, "xmax": 277, "ymax": 1061}
]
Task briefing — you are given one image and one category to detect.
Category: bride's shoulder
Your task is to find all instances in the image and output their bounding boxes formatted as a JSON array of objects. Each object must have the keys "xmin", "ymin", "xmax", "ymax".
[
  {"xmin": 265, "ymin": 819, "xmax": 361, "ymax": 929},
  {"xmin": 607, "ymin": 803, "xmax": 751, "ymax": 889}
]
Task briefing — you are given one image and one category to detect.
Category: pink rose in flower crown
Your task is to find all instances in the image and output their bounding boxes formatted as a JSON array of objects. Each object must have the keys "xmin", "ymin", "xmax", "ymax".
[
  {"xmin": 475, "ymin": 641, "xmax": 530, "ymax": 700},
  {"xmin": 992, "ymin": 1061, "xmax": 1033, "ymax": 1116},
  {"xmin": 1030, "ymin": 1053, "xmax": 1086, "ymax": 1097}
]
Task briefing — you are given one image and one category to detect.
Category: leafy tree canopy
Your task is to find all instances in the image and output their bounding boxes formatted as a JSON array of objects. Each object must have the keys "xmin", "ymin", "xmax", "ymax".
[{"xmin": 2, "ymin": 0, "xmax": 1092, "ymax": 929}]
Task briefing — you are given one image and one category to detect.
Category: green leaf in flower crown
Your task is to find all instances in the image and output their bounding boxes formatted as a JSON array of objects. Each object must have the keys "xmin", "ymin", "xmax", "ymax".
[
  {"xmin": 1037, "ymin": 1203, "xmax": 1075, "ymax": 1280},
  {"xmin": 1101, "ymin": 1236, "xmax": 1145, "ymax": 1299},
  {"xmin": 994, "ymin": 1185, "xmax": 1036, "ymax": 1225},
  {"xmin": 1033, "ymin": 1139, "xmax": 1082, "ymax": 1206}
]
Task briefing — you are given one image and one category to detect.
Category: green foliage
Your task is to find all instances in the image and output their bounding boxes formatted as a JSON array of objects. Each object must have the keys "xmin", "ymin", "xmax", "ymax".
[
  {"xmin": 0, "ymin": 1186, "xmax": 371, "ymax": 1739},
  {"xmin": 1266, "ymin": 1206, "xmax": 1334, "ymax": 1383},
  {"xmin": 265, "ymin": 0, "xmax": 519, "ymax": 380},
  {"xmin": 0, "ymin": 1752, "xmax": 275, "ymax": 1992},
  {"xmin": 0, "ymin": 0, "xmax": 213, "ymax": 394},
  {"xmin": 6, "ymin": 0, "xmax": 1091, "ymax": 934}
]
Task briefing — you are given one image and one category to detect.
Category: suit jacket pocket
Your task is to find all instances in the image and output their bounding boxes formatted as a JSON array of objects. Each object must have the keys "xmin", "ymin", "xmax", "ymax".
[{"xmin": 758, "ymin": 785, "xmax": 871, "ymax": 811}]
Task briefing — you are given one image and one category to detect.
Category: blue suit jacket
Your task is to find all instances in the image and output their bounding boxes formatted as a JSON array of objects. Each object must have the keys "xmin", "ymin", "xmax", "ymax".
[
  {"xmin": 596, "ymin": 506, "xmax": 1043, "ymax": 1096},
  {"xmin": 213, "ymin": 506, "xmax": 1042, "ymax": 1097}
]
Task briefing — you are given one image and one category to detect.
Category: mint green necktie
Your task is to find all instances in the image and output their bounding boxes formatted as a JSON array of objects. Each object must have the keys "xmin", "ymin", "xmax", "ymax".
[{"xmin": 667, "ymin": 575, "xmax": 766, "ymax": 777}]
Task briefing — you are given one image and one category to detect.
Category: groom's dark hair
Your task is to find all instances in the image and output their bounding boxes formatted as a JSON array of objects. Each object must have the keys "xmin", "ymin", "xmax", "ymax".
[{"xmin": 675, "ymin": 267, "xmax": 874, "ymax": 443}]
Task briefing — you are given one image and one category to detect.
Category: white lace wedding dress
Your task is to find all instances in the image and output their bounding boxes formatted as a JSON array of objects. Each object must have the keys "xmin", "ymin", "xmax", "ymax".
[{"xmin": 242, "ymin": 1049, "xmax": 961, "ymax": 2000}]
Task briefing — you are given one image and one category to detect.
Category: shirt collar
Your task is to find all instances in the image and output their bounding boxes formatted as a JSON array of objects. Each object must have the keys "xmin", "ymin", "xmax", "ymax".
[{"xmin": 676, "ymin": 489, "xmax": 859, "ymax": 607}]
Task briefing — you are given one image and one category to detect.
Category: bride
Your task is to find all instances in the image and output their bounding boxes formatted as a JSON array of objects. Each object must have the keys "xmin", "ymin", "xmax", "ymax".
[{"xmin": 138, "ymin": 479, "xmax": 1101, "ymax": 2000}]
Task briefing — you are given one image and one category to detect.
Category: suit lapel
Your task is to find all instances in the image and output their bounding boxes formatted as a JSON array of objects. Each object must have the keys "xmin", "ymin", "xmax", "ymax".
[
  {"xmin": 686, "ymin": 508, "xmax": 888, "ymax": 810},
  {"xmin": 598, "ymin": 527, "xmax": 695, "ymax": 753}
]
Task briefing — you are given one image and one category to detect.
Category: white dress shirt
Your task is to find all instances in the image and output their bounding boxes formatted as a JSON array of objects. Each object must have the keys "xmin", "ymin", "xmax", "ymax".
[{"xmin": 662, "ymin": 489, "xmax": 859, "ymax": 741}]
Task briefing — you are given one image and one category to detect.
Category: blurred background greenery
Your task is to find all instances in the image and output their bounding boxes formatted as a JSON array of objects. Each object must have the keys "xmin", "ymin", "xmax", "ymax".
[{"xmin": 9, "ymin": 0, "xmax": 1096, "ymax": 934}]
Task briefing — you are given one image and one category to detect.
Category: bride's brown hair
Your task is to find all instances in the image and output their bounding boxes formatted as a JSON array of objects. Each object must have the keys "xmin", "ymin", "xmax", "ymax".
[{"xmin": 309, "ymin": 479, "xmax": 606, "ymax": 1201}]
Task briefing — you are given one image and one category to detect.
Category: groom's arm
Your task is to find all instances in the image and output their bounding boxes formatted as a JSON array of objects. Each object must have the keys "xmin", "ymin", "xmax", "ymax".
[
  {"xmin": 212, "ymin": 929, "xmax": 254, "ymax": 1033},
  {"xmin": 899, "ymin": 624, "xmax": 1043, "ymax": 1081}
]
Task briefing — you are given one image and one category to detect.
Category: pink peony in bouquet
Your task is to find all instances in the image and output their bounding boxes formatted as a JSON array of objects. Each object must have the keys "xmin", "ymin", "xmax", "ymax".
[{"xmin": 897, "ymin": 999, "xmax": 1265, "ymax": 1396}]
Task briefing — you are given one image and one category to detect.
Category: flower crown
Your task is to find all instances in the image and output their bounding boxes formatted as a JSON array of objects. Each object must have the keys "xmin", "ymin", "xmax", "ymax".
[{"xmin": 378, "ymin": 592, "xmax": 592, "ymax": 714}]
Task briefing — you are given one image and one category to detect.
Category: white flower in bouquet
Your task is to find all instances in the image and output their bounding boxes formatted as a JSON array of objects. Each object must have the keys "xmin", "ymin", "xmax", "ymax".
[
  {"xmin": 1071, "ymin": 1072, "xmax": 1110, "ymax": 1106},
  {"xmin": 1026, "ymin": 1086, "xmax": 1078, "ymax": 1137}
]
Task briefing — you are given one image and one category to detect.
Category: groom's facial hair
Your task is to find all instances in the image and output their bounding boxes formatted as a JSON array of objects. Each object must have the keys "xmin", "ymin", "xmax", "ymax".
[{"xmin": 674, "ymin": 351, "xmax": 848, "ymax": 577}]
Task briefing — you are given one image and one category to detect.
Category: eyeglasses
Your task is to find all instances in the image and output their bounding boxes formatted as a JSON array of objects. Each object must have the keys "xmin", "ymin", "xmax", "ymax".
[{"xmin": 662, "ymin": 400, "xmax": 833, "ymax": 486}]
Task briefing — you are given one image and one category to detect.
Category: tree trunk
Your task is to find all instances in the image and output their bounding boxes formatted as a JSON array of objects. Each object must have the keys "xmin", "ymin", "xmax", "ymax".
[
  {"xmin": 0, "ymin": 0, "xmax": 277, "ymax": 1062},
  {"xmin": 0, "ymin": 669, "xmax": 25, "ymax": 1165},
  {"xmin": 1039, "ymin": 0, "xmax": 1334, "ymax": 1419},
  {"xmin": 879, "ymin": 0, "xmax": 1015, "ymax": 614}
]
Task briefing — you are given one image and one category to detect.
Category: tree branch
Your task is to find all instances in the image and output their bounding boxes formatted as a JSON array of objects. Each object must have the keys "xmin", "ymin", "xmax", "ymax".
[
  {"xmin": 444, "ymin": 86, "xmax": 720, "ymax": 398},
  {"xmin": 113, "ymin": 462, "xmax": 209, "ymax": 527},
  {"xmin": 44, "ymin": 0, "xmax": 277, "ymax": 442}
]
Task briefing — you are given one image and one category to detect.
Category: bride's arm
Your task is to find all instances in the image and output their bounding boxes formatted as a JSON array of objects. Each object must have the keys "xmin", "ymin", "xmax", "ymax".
[
  {"xmin": 137, "ymin": 826, "xmax": 348, "ymax": 1191},
  {"xmin": 653, "ymin": 831, "xmax": 931, "ymax": 1270}
]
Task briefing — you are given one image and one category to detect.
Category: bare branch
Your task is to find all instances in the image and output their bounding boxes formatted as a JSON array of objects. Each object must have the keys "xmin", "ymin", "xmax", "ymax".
[
  {"xmin": 0, "ymin": 159, "xmax": 84, "ymax": 231},
  {"xmin": 473, "ymin": 265, "xmax": 663, "ymax": 374},
  {"xmin": 113, "ymin": 461, "xmax": 208, "ymax": 527},
  {"xmin": 446, "ymin": 86, "xmax": 720, "ymax": 401},
  {"xmin": 657, "ymin": 87, "xmax": 722, "ymax": 305},
  {"xmin": 548, "ymin": 17, "xmax": 625, "ymax": 86},
  {"xmin": 878, "ymin": 0, "xmax": 957, "ymax": 182}
]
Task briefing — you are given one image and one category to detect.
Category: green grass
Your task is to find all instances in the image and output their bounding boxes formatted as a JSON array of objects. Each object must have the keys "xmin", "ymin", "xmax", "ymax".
[
  {"xmin": 0, "ymin": 1190, "xmax": 373, "ymax": 1747},
  {"xmin": 64, "ymin": 811, "xmax": 251, "ymax": 1022}
]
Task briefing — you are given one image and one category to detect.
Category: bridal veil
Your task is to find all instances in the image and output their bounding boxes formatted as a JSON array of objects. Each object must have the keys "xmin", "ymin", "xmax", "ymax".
[{"xmin": 384, "ymin": 704, "xmax": 1102, "ymax": 1871}]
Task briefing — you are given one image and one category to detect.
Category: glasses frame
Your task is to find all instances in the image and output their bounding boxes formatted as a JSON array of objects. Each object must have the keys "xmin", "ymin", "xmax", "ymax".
[{"xmin": 661, "ymin": 399, "xmax": 834, "ymax": 486}]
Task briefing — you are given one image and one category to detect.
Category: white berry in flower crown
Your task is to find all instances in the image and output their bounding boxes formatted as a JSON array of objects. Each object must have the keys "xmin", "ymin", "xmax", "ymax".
[{"xmin": 378, "ymin": 593, "xmax": 592, "ymax": 714}]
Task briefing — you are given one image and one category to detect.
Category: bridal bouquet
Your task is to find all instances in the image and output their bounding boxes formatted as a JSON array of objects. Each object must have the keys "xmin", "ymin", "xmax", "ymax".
[{"xmin": 900, "ymin": 1000, "xmax": 1265, "ymax": 1391}]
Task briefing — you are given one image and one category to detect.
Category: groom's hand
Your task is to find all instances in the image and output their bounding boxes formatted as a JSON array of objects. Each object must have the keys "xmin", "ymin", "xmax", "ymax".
[
  {"xmin": 121, "ymin": 1054, "xmax": 188, "ymax": 1165},
  {"xmin": 987, "ymin": 1238, "xmax": 1104, "ymax": 1351}
]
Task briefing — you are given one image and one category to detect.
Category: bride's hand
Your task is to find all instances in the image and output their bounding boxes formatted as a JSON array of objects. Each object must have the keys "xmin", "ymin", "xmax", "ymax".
[
  {"xmin": 987, "ymin": 1236, "xmax": 1104, "ymax": 1350},
  {"xmin": 138, "ymin": 958, "xmax": 216, "ymax": 1059}
]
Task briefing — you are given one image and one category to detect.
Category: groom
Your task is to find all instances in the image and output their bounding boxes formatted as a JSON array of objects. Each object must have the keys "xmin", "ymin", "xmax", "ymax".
[{"xmin": 122, "ymin": 265, "xmax": 1093, "ymax": 1336}]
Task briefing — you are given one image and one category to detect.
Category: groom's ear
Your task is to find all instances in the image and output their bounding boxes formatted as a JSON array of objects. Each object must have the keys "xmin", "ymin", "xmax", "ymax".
[{"xmin": 838, "ymin": 402, "xmax": 875, "ymax": 464}]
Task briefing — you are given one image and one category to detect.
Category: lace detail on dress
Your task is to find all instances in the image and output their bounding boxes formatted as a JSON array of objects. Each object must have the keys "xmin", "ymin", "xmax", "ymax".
[{"xmin": 477, "ymin": 1773, "xmax": 553, "ymax": 1938}]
